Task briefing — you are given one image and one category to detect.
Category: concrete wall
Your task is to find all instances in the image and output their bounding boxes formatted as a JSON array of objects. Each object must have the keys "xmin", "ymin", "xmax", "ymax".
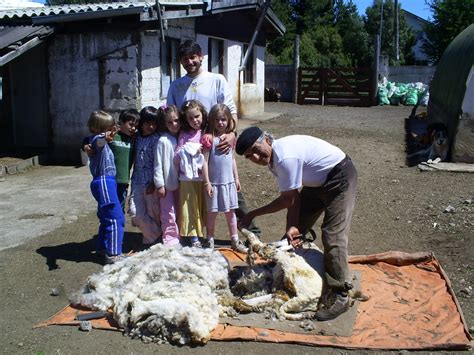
[
  {"xmin": 101, "ymin": 45, "xmax": 139, "ymax": 112},
  {"xmin": 140, "ymin": 30, "xmax": 161, "ymax": 108},
  {"xmin": 47, "ymin": 18, "xmax": 266, "ymax": 163},
  {"xmin": 49, "ymin": 32, "xmax": 135, "ymax": 162},
  {"xmin": 388, "ymin": 66, "xmax": 436, "ymax": 85},
  {"xmin": 265, "ymin": 64, "xmax": 294, "ymax": 102}
]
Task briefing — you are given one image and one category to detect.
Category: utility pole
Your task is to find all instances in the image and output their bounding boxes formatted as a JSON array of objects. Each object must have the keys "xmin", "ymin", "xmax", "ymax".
[
  {"xmin": 293, "ymin": 35, "xmax": 300, "ymax": 104},
  {"xmin": 379, "ymin": 0, "xmax": 384, "ymax": 52},
  {"xmin": 394, "ymin": 0, "xmax": 399, "ymax": 62}
]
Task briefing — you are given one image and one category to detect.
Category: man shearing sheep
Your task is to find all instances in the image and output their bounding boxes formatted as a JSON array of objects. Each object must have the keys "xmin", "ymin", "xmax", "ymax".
[{"xmin": 236, "ymin": 126, "xmax": 357, "ymax": 321}]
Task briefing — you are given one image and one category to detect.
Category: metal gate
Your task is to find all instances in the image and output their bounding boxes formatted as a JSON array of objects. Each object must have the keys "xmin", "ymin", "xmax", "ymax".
[{"xmin": 297, "ymin": 67, "xmax": 374, "ymax": 106}]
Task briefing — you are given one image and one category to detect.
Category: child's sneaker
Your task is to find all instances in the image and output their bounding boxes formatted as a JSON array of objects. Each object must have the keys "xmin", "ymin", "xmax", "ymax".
[
  {"xmin": 231, "ymin": 239, "xmax": 248, "ymax": 254},
  {"xmin": 104, "ymin": 254, "xmax": 128, "ymax": 265},
  {"xmin": 203, "ymin": 238, "xmax": 214, "ymax": 249},
  {"xmin": 192, "ymin": 240, "xmax": 202, "ymax": 248}
]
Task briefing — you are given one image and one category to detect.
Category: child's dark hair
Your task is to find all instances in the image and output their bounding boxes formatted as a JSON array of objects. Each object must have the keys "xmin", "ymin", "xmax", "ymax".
[
  {"xmin": 180, "ymin": 100, "xmax": 208, "ymax": 132},
  {"xmin": 207, "ymin": 104, "xmax": 235, "ymax": 135},
  {"xmin": 138, "ymin": 106, "xmax": 159, "ymax": 133},
  {"xmin": 158, "ymin": 104, "xmax": 179, "ymax": 132},
  {"xmin": 178, "ymin": 40, "xmax": 202, "ymax": 59},
  {"xmin": 119, "ymin": 108, "xmax": 139, "ymax": 124}
]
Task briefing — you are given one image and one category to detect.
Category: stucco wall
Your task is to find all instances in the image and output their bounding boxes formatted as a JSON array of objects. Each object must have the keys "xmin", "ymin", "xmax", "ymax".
[
  {"xmin": 239, "ymin": 45, "xmax": 264, "ymax": 117},
  {"xmin": 265, "ymin": 64, "xmax": 294, "ymax": 102},
  {"xmin": 197, "ymin": 37, "xmax": 265, "ymax": 118},
  {"xmin": 388, "ymin": 65, "xmax": 436, "ymax": 84},
  {"xmin": 49, "ymin": 32, "xmax": 135, "ymax": 162}
]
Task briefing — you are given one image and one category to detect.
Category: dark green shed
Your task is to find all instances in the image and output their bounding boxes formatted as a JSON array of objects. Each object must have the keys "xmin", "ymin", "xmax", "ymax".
[{"xmin": 428, "ymin": 24, "xmax": 474, "ymax": 163}]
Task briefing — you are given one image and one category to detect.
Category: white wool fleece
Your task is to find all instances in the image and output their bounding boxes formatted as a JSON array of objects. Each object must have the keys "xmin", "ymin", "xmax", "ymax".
[{"xmin": 70, "ymin": 244, "xmax": 229, "ymax": 345}]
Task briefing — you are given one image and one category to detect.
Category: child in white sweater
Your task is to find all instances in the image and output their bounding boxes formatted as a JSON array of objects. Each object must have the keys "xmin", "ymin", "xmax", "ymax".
[{"xmin": 154, "ymin": 105, "xmax": 181, "ymax": 246}]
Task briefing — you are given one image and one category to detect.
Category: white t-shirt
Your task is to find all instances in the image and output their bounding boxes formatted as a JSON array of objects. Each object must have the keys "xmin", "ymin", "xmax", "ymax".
[
  {"xmin": 166, "ymin": 71, "xmax": 237, "ymax": 114},
  {"xmin": 269, "ymin": 135, "xmax": 346, "ymax": 191}
]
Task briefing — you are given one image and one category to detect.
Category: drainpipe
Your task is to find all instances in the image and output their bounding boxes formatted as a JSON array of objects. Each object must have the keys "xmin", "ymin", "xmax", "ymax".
[
  {"xmin": 156, "ymin": 0, "xmax": 165, "ymax": 42},
  {"xmin": 238, "ymin": 0, "xmax": 271, "ymax": 72}
]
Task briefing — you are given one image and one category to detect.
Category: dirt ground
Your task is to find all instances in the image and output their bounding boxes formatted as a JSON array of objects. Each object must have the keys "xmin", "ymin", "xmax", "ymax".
[{"xmin": 0, "ymin": 103, "xmax": 472, "ymax": 354}]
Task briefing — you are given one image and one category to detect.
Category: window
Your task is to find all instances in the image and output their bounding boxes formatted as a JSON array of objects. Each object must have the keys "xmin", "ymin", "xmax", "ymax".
[
  {"xmin": 243, "ymin": 44, "xmax": 255, "ymax": 84},
  {"xmin": 208, "ymin": 38, "xmax": 224, "ymax": 75},
  {"xmin": 161, "ymin": 37, "xmax": 181, "ymax": 99}
]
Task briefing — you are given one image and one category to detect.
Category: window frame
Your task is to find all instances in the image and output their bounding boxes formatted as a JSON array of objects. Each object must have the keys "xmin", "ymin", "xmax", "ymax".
[
  {"xmin": 208, "ymin": 37, "xmax": 224, "ymax": 75},
  {"xmin": 243, "ymin": 44, "xmax": 255, "ymax": 84},
  {"xmin": 161, "ymin": 37, "xmax": 181, "ymax": 99}
]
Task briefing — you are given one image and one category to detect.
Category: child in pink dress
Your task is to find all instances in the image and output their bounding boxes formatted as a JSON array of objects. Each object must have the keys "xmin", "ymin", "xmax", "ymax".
[
  {"xmin": 153, "ymin": 105, "xmax": 180, "ymax": 246},
  {"xmin": 175, "ymin": 100, "xmax": 208, "ymax": 247},
  {"xmin": 201, "ymin": 104, "xmax": 247, "ymax": 253}
]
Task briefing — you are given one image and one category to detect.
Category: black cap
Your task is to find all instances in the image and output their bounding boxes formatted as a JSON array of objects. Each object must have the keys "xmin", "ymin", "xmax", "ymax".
[{"xmin": 236, "ymin": 126, "xmax": 263, "ymax": 155}]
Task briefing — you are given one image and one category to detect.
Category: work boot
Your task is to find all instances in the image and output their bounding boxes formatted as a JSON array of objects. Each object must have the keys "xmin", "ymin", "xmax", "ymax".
[
  {"xmin": 314, "ymin": 290, "xmax": 350, "ymax": 321},
  {"xmin": 231, "ymin": 239, "xmax": 248, "ymax": 254}
]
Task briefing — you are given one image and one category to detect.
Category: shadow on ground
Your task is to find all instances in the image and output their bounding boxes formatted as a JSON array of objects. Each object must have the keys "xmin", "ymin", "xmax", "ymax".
[{"xmin": 36, "ymin": 231, "xmax": 143, "ymax": 270}]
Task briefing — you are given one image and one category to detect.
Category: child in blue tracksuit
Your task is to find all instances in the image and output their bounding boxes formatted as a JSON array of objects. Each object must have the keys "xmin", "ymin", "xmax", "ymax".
[{"xmin": 87, "ymin": 110, "xmax": 126, "ymax": 264}]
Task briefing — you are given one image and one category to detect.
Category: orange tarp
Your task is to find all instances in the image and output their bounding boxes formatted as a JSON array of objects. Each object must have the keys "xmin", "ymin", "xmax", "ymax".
[{"xmin": 35, "ymin": 250, "xmax": 472, "ymax": 350}]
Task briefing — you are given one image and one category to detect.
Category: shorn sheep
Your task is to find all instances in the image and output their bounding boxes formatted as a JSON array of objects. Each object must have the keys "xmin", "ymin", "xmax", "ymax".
[
  {"xmin": 70, "ymin": 233, "xmax": 326, "ymax": 344},
  {"xmin": 238, "ymin": 228, "xmax": 324, "ymax": 320}
]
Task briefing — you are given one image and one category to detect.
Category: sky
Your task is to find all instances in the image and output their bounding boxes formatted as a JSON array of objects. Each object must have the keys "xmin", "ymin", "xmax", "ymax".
[{"xmin": 352, "ymin": 0, "xmax": 432, "ymax": 20}]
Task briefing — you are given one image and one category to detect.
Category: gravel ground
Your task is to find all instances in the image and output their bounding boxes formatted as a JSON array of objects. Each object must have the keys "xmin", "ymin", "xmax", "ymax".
[{"xmin": 0, "ymin": 102, "xmax": 472, "ymax": 354}]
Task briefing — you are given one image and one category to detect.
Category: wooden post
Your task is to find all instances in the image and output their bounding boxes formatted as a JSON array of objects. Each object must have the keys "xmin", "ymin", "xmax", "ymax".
[
  {"xmin": 293, "ymin": 35, "xmax": 300, "ymax": 104},
  {"xmin": 373, "ymin": 34, "xmax": 380, "ymax": 106}
]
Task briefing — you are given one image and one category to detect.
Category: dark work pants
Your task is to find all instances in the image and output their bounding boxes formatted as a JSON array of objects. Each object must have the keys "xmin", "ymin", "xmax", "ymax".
[
  {"xmin": 297, "ymin": 156, "xmax": 357, "ymax": 292},
  {"xmin": 235, "ymin": 191, "xmax": 262, "ymax": 237}
]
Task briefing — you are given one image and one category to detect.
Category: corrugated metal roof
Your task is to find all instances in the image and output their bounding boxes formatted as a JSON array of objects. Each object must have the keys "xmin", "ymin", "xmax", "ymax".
[
  {"xmin": 0, "ymin": 24, "xmax": 52, "ymax": 48},
  {"xmin": 0, "ymin": 1, "xmax": 284, "ymax": 35},
  {"xmin": 0, "ymin": 2, "xmax": 150, "ymax": 19},
  {"xmin": 0, "ymin": 24, "xmax": 53, "ymax": 65},
  {"xmin": 0, "ymin": 1, "xmax": 211, "ymax": 20}
]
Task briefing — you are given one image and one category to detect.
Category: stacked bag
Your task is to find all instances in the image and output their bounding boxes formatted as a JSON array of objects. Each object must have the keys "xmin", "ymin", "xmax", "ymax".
[{"xmin": 378, "ymin": 80, "xmax": 429, "ymax": 106}]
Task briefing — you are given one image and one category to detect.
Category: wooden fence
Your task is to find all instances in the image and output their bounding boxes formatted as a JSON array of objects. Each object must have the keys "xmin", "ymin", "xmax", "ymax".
[{"xmin": 297, "ymin": 67, "xmax": 375, "ymax": 106}]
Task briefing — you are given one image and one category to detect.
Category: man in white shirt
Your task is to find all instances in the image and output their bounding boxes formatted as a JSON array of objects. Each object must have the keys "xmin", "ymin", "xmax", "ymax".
[
  {"xmin": 236, "ymin": 126, "xmax": 358, "ymax": 321},
  {"xmin": 167, "ymin": 40, "xmax": 261, "ymax": 238}
]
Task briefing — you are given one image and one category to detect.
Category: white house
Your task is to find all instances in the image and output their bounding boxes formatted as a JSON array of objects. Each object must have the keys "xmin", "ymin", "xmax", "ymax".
[
  {"xmin": 402, "ymin": 9, "xmax": 430, "ymax": 65},
  {"xmin": 0, "ymin": 1, "xmax": 284, "ymax": 163}
]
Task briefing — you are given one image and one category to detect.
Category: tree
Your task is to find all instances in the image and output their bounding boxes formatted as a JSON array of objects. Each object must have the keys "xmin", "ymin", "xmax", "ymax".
[
  {"xmin": 422, "ymin": 0, "xmax": 474, "ymax": 64},
  {"xmin": 364, "ymin": 0, "xmax": 416, "ymax": 65},
  {"xmin": 333, "ymin": 0, "xmax": 370, "ymax": 66},
  {"xmin": 267, "ymin": 0, "xmax": 368, "ymax": 67}
]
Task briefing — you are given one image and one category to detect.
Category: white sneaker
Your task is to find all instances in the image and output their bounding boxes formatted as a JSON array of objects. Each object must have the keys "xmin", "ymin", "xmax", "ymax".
[
  {"xmin": 104, "ymin": 254, "xmax": 128, "ymax": 265},
  {"xmin": 203, "ymin": 238, "xmax": 214, "ymax": 249},
  {"xmin": 231, "ymin": 239, "xmax": 248, "ymax": 253},
  {"xmin": 192, "ymin": 240, "xmax": 202, "ymax": 248}
]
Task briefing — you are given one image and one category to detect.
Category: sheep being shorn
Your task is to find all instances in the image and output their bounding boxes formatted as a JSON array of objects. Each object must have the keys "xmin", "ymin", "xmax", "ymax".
[
  {"xmin": 70, "ymin": 245, "xmax": 230, "ymax": 345},
  {"xmin": 239, "ymin": 228, "xmax": 325, "ymax": 321}
]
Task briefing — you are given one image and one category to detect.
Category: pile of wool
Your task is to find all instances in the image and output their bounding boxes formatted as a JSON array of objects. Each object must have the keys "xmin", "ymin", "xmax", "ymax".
[{"xmin": 70, "ymin": 244, "xmax": 229, "ymax": 345}]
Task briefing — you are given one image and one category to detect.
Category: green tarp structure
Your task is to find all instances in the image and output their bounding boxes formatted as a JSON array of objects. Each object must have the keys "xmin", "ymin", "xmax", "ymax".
[{"xmin": 428, "ymin": 24, "xmax": 474, "ymax": 162}]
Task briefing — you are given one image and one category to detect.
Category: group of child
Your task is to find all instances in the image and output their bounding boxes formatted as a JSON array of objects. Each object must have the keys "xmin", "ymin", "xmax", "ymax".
[{"xmin": 86, "ymin": 100, "xmax": 248, "ymax": 264}]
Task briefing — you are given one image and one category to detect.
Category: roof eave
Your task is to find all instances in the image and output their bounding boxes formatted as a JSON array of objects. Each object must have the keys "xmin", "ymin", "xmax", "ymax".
[{"xmin": 31, "ymin": 6, "xmax": 144, "ymax": 25}]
